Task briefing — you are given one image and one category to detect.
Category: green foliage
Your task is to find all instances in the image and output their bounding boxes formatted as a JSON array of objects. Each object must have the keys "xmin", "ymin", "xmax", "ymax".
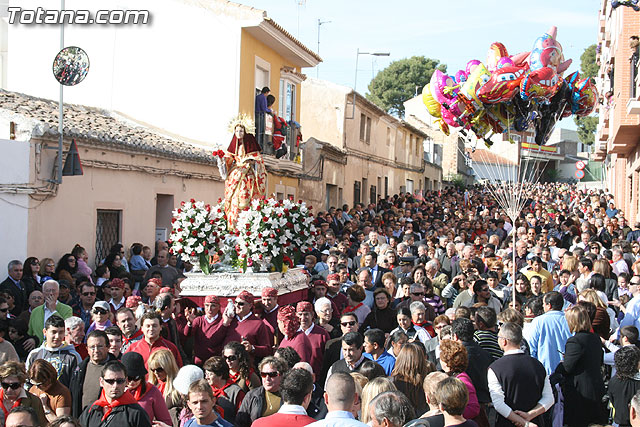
[
  {"xmin": 445, "ymin": 173, "xmax": 466, "ymax": 189},
  {"xmin": 574, "ymin": 116, "xmax": 598, "ymax": 145},
  {"xmin": 574, "ymin": 44, "xmax": 598, "ymax": 146},
  {"xmin": 546, "ymin": 168, "xmax": 560, "ymax": 183},
  {"xmin": 580, "ymin": 44, "xmax": 598, "ymax": 80},
  {"xmin": 366, "ymin": 56, "xmax": 446, "ymax": 117}
]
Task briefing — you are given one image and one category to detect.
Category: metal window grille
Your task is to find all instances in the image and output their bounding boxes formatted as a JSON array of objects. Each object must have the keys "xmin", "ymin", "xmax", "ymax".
[{"xmin": 95, "ymin": 209, "xmax": 121, "ymax": 265}]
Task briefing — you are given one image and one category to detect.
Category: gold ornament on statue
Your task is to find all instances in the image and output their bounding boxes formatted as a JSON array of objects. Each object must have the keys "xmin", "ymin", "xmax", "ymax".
[{"xmin": 227, "ymin": 113, "xmax": 256, "ymax": 135}]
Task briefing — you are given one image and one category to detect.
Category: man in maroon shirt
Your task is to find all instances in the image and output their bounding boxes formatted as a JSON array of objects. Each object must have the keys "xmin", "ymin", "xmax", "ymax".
[
  {"xmin": 126, "ymin": 311, "xmax": 183, "ymax": 367},
  {"xmin": 184, "ymin": 295, "xmax": 232, "ymax": 366},
  {"xmin": 223, "ymin": 290, "xmax": 274, "ymax": 358},
  {"xmin": 259, "ymin": 287, "xmax": 279, "ymax": 338},
  {"xmin": 296, "ymin": 301, "xmax": 329, "ymax": 373},
  {"xmin": 326, "ymin": 274, "xmax": 348, "ymax": 314}
]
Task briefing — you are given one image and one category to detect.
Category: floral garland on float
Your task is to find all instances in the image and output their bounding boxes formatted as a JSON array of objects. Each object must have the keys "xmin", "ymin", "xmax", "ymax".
[{"xmin": 169, "ymin": 197, "xmax": 316, "ymax": 274}]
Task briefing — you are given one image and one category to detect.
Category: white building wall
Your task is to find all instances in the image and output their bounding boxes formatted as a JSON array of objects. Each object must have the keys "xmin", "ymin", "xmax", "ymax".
[
  {"xmin": 0, "ymin": 138, "xmax": 30, "ymax": 272},
  {"xmin": 4, "ymin": 0, "xmax": 244, "ymax": 146}
]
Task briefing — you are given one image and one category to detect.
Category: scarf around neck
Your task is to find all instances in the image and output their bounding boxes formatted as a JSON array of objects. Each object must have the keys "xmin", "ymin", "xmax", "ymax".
[{"xmin": 92, "ymin": 388, "xmax": 138, "ymax": 420}]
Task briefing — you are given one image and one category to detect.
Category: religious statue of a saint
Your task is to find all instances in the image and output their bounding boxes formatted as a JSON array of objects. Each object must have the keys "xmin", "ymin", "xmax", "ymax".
[{"xmin": 219, "ymin": 117, "xmax": 266, "ymax": 229}]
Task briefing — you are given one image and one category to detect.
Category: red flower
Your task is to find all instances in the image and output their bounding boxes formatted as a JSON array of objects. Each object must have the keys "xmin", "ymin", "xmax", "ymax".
[
  {"xmin": 263, "ymin": 242, "xmax": 268, "ymax": 246},
  {"xmin": 246, "ymin": 231, "xmax": 251, "ymax": 236},
  {"xmin": 286, "ymin": 222, "xmax": 294, "ymax": 228},
  {"xmin": 192, "ymin": 230, "xmax": 198, "ymax": 236},
  {"xmin": 171, "ymin": 218, "xmax": 176, "ymax": 223},
  {"xmin": 177, "ymin": 209, "xmax": 182, "ymax": 214},
  {"xmin": 217, "ymin": 208, "xmax": 222, "ymax": 213},
  {"xmin": 191, "ymin": 251, "xmax": 196, "ymax": 256},
  {"xmin": 189, "ymin": 218, "xmax": 195, "ymax": 223},
  {"xmin": 204, "ymin": 249, "xmax": 209, "ymax": 255},
  {"xmin": 190, "ymin": 198, "xmax": 196, "ymax": 203}
]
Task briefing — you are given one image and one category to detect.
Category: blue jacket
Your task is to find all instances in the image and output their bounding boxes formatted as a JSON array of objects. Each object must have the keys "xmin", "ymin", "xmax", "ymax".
[{"xmin": 528, "ymin": 310, "xmax": 571, "ymax": 375}]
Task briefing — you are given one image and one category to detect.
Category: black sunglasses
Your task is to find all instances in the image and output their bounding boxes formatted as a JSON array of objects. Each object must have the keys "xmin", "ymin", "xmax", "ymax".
[
  {"xmin": 82, "ymin": 292, "xmax": 96, "ymax": 297},
  {"xmin": 0, "ymin": 308, "xmax": 8, "ymax": 313},
  {"xmin": 1, "ymin": 382, "xmax": 20, "ymax": 390},
  {"xmin": 224, "ymin": 355, "xmax": 238, "ymax": 362},
  {"xmin": 93, "ymin": 308, "xmax": 108, "ymax": 315},
  {"xmin": 412, "ymin": 292, "xmax": 425, "ymax": 297},
  {"xmin": 103, "ymin": 378, "xmax": 126, "ymax": 385},
  {"xmin": 260, "ymin": 371, "xmax": 279, "ymax": 378},
  {"xmin": 127, "ymin": 376, "xmax": 142, "ymax": 382},
  {"xmin": 150, "ymin": 367, "xmax": 165, "ymax": 374},
  {"xmin": 340, "ymin": 321, "xmax": 356, "ymax": 327}
]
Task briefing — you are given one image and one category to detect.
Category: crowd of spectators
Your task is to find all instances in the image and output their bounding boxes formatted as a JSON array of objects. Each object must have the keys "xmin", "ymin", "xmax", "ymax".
[{"xmin": 4, "ymin": 183, "xmax": 640, "ymax": 427}]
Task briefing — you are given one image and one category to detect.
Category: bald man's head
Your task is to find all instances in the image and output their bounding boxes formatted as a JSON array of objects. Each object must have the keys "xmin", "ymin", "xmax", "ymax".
[{"xmin": 325, "ymin": 372, "xmax": 356, "ymax": 410}]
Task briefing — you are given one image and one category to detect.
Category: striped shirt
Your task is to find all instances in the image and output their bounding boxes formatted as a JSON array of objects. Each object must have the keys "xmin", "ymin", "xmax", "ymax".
[{"xmin": 474, "ymin": 330, "xmax": 504, "ymax": 361}]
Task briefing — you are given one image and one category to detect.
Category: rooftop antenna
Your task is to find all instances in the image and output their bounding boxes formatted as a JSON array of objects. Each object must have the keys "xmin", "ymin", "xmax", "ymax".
[
  {"xmin": 317, "ymin": 18, "xmax": 331, "ymax": 78},
  {"xmin": 296, "ymin": 0, "xmax": 306, "ymax": 38}
]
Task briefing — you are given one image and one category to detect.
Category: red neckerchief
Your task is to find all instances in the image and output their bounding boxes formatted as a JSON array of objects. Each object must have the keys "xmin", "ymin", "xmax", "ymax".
[
  {"xmin": 129, "ymin": 382, "xmax": 153, "ymax": 401},
  {"xmin": 343, "ymin": 302, "xmax": 363, "ymax": 313},
  {"xmin": 211, "ymin": 379, "xmax": 234, "ymax": 398},
  {"xmin": 123, "ymin": 329, "xmax": 143, "ymax": 345},
  {"xmin": 413, "ymin": 321, "xmax": 436, "ymax": 338},
  {"xmin": 0, "ymin": 388, "xmax": 22, "ymax": 419},
  {"xmin": 157, "ymin": 380, "xmax": 166, "ymax": 395},
  {"xmin": 92, "ymin": 388, "xmax": 138, "ymax": 420}
]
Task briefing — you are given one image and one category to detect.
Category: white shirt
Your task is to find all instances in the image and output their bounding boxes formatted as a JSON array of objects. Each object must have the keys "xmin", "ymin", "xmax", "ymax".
[
  {"xmin": 277, "ymin": 404, "xmax": 308, "ymax": 415},
  {"xmin": 237, "ymin": 312, "xmax": 252, "ymax": 322},
  {"xmin": 487, "ymin": 349, "xmax": 554, "ymax": 419},
  {"xmin": 205, "ymin": 313, "xmax": 219, "ymax": 324},
  {"xmin": 43, "ymin": 304, "xmax": 59, "ymax": 327}
]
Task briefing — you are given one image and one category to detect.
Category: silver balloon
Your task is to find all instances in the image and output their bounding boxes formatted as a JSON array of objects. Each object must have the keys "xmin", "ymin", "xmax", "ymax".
[{"xmin": 52, "ymin": 46, "xmax": 90, "ymax": 86}]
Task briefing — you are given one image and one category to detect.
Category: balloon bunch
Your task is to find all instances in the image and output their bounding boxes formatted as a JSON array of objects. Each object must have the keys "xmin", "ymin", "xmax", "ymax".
[{"xmin": 422, "ymin": 26, "xmax": 598, "ymax": 146}]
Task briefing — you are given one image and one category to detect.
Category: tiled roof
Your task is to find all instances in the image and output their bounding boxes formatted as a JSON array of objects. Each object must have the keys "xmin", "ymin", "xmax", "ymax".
[
  {"xmin": 264, "ymin": 18, "xmax": 323, "ymax": 63},
  {"xmin": 0, "ymin": 90, "xmax": 216, "ymax": 165},
  {"xmin": 466, "ymin": 148, "xmax": 517, "ymax": 166}
]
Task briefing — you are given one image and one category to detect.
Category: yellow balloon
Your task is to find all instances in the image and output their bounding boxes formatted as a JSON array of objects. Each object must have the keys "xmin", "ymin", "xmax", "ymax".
[{"xmin": 422, "ymin": 84, "xmax": 442, "ymax": 118}]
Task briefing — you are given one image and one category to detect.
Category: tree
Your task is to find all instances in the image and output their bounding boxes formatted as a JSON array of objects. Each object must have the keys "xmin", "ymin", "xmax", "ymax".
[
  {"xmin": 574, "ymin": 44, "xmax": 598, "ymax": 145},
  {"xmin": 366, "ymin": 56, "xmax": 446, "ymax": 117}
]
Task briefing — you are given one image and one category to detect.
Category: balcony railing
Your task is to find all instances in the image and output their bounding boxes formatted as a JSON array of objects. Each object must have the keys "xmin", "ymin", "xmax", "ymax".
[{"xmin": 257, "ymin": 112, "xmax": 302, "ymax": 163}]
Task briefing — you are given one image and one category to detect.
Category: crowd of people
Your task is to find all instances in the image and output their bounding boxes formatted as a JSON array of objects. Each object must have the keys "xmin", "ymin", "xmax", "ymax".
[{"xmin": 3, "ymin": 183, "xmax": 640, "ymax": 427}]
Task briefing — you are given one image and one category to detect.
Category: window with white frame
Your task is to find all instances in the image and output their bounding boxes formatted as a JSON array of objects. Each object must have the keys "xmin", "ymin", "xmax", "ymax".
[{"xmin": 279, "ymin": 79, "xmax": 297, "ymax": 121}]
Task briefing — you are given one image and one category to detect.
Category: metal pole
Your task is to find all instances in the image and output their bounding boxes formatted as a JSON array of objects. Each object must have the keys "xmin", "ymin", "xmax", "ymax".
[
  {"xmin": 512, "ymin": 218, "xmax": 517, "ymax": 308},
  {"xmin": 57, "ymin": 0, "xmax": 65, "ymax": 184},
  {"xmin": 353, "ymin": 48, "xmax": 359, "ymax": 119}
]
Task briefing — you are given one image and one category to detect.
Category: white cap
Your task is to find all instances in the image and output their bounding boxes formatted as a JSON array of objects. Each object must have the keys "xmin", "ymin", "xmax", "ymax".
[{"xmin": 173, "ymin": 365, "xmax": 204, "ymax": 395}]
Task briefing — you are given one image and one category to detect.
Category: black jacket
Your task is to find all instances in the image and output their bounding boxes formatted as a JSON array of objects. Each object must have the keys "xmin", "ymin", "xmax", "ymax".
[
  {"xmin": 461, "ymin": 340, "xmax": 492, "ymax": 404},
  {"xmin": 0, "ymin": 277, "xmax": 32, "ymax": 316},
  {"xmin": 235, "ymin": 386, "xmax": 269, "ymax": 427},
  {"xmin": 359, "ymin": 306, "xmax": 397, "ymax": 334},
  {"xmin": 71, "ymin": 354, "xmax": 117, "ymax": 417},
  {"xmin": 79, "ymin": 401, "xmax": 152, "ymax": 427},
  {"xmin": 555, "ymin": 331, "xmax": 606, "ymax": 426}
]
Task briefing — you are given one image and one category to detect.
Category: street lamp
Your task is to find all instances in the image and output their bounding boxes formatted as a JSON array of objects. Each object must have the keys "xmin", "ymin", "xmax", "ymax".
[
  {"xmin": 316, "ymin": 19, "xmax": 331, "ymax": 78},
  {"xmin": 349, "ymin": 48, "xmax": 390, "ymax": 119}
]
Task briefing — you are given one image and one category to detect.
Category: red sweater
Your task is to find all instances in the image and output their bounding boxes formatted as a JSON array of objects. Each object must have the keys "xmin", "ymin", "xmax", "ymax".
[
  {"xmin": 126, "ymin": 336, "xmax": 183, "ymax": 367},
  {"xmin": 251, "ymin": 412, "xmax": 315, "ymax": 427},
  {"xmin": 186, "ymin": 314, "xmax": 230, "ymax": 365},
  {"xmin": 223, "ymin": 313, "xmax": 274, "ymax": 358},
  {"xmin": 278, "ymin": 331, "xmax": 311, "ymax": 364},
  {"xmin": 305, "ymin": 324, "xmax": 330, "ymax": 373}
]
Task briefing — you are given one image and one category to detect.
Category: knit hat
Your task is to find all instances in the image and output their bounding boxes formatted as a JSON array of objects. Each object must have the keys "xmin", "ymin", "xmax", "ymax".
[
  {"xmin": 126, "ymin": 295, "xmax": 141, "ymax": 308},
  {"xmin": 147, "ymin": 278, "xmax": 162, "ymax": 287},
  {"xmin": 261, "ymin": 287, "xmax": 278, "ymax": 298},
  {"xmin": 313, "ymin": 279, "xmax": 327, "ymax": 288},
  {"xmin": 296, "ymin": 301, "xmax": 313, "ymax": 313},
  {"xmin": 110, "ymin": 278, "xmax": 125, "ymax": 289},
  {"xmin": 237, "ymin": 290, "xmax": 254, "ymax": 305},
  {"xmin": 326, "ymin": 273, "xmax": 340, "ymax": 282},
  {"xmin": 277, "ymin": 305, "xmax": 300, "ymax": 338},
  {"xmin": 174, "ymin": 365, "xmax": 204, "ymax": 395},
  {"xmin": 121, "ymin": 352, "xmax": 147, "ymax": 378},
  {"xmin": 204, "ymin": 295, "xmax": 220, "ymax": 305}
]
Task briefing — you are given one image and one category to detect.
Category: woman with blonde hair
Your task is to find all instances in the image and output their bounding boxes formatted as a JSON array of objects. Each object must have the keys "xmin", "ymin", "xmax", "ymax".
[
  {"xmin": 555, "ymin": 305, "xmax": 606, "ymax": 426},
  {"xmin": 350, "ymin": 372, "xmax": 367, "ymax": 420},
  {"xmin": 578, "ymin": 288, "xmax": 617, "ymax": 339},
  {"xmin": 593, "ymin": 258, "xmax": 618, "ymax": 300},
  {"xmin": 147, "ymin": 349, "xmax": 181, "ymax": 409},
  {"xmin": 562, "ymin": 255, "xmax": 580, "ymax": 284},
  {"xmin": 360, "ymin": 377, "xmax": 397, "ymax": 423},
  {"xmin": 390, "ymin": 342, "xmax": 433, "ymax": 415}
]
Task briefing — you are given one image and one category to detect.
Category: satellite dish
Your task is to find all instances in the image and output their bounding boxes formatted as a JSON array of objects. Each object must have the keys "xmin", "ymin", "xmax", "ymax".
[{"xmin": 52, "ymin": 46, "xmax": 90, "ymax": 86}]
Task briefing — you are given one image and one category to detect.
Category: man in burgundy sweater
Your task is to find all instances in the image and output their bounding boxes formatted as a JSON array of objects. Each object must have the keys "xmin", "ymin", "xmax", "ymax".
[
  {"xmin": 223, "ymin": 290, "xmax": 274, "ymax": 358},
  {"xmin": 183, "ymin": 294, "xmax": 232, "ymax": 366},
  {"xmin": 259, "ymin": 287, "xmax": 280, "ymax": 338},
  {"xmin": 297, "ymin": 301, "xmax": 330, "ymax": 373},
  {"xmin": 326, "ymin": 274, "xmax": 348, "ymax": 314}
]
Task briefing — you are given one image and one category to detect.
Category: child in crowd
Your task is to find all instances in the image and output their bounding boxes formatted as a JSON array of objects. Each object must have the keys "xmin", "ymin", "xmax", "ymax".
[{"xmin": 85, "ymin": 301, "xmax": 112, "ymax": 335}]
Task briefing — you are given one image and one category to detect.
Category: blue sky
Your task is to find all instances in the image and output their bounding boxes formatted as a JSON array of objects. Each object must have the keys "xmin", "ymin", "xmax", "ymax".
[{"xmin": 242, "ymin": 0, "xmax": 599, "ymax": 98}]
